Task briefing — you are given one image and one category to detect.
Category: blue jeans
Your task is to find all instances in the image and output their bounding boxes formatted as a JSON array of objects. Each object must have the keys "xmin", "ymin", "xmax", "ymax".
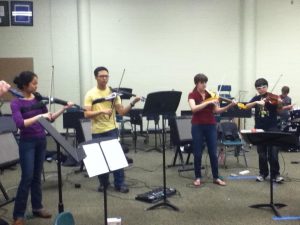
[
  {"xmin": 13, "ymin": 137, "xmax": 46, "ymax": 219},
  {"xmin": 192, "ymin": 124, "xmax": 219, "ymax": 179},
  {"xmin": 92, "ymin": 129, "xmax": 125, "ymax": 188}
]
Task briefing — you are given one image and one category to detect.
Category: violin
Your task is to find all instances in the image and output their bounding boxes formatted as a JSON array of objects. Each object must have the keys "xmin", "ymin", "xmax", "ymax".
[
  {"xmin": 263, "ymin": 74, "xmax": 283, "ymax": 106},
  {"xmin": 92, "ymin": 92, "xmax": 123, "ymax": 105},
  {"xmin": 111, "ymin": 88, "xmax": 146, "ymax": 102},
  {"xmin": 264, "ymin": 92, "xmax": 281, "ymax": 105},
  {"xmin": 33, "ymin": 92, "xmax": 85, "ymax": 111},
  {"xmin": 92, "ymin": 90, "xmax": 146, "ymax": 105},
  {"xmin": 204, "ymin": 91, "xmax": 247, "ymax": 110}
]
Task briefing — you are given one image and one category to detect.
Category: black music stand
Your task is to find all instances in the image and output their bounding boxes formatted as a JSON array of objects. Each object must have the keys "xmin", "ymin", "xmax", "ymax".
[
  {"xmin": 221, "ymin": 104, "xmax": 251, "ymax": 130},
  {"xmin": 220, "ymin": 104, "xmax": 251, "ymax": 118},
  {"xmin": 38, "ymin": 117, "xmax": 85, "ymax": 213},
  {"xmin": 142, "ymin": 91, "xmax": 181, "ymax": 211},
  {"xmin": 79, "ymin": 137, "xmax": 128, "ymax": 225},
  {"xmin": 241, "ymin": 131, "xmax": 298, "ymax": 217}
]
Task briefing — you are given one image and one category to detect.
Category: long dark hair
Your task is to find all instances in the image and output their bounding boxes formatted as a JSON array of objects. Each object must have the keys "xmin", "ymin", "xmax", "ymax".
[{"xmin": 13, "ymin": 71, "xmax": 37, "ymax": 90}]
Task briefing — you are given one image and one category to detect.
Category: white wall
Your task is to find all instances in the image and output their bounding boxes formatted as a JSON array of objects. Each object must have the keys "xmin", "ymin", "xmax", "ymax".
[
  {"xmin": 1, "ymin": 0, "xmax": 300, "ymax": 131},
  {"xmin": 256, "ymin": 0, "xmax": 300, "ymax": 105},
  {"xmin": 90, "ymin": 0, "xmax": 241, "ymax": 111},
  {"xmin": 0, "ymin": 0, "xmax": 80, "ymax": 129}
]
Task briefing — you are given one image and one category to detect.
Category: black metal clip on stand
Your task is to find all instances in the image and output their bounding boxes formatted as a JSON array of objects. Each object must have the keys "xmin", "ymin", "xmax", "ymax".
[
  {"xmin": 39, "ymin": 117, "xmax": 85, "ymax": 213},
  {"xmin": 241, "ymin": 131, "xmax": 298, "ymax": 217},
  {"xmin": 142, "ymin": 91, "xmax": 182, "ymax": 211}
]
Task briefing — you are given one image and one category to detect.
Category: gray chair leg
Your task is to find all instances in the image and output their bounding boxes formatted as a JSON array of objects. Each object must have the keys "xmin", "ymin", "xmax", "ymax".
[
  {"xmin": 242, "ymin": 146, "xmax": 248, "ymax": 167},
  {"xmin": 42, "ymin": 167, "xmax": 45, "ymax": 182}
]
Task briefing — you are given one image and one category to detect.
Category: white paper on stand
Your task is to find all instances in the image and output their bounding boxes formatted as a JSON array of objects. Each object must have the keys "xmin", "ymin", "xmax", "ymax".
[
  {"xmin": 100, "ymin": 139, "xmax": 128, "ymax": 171},
  {"xmin": 83, "ymin": 143, "xmax": 109, "ymax": 177}
]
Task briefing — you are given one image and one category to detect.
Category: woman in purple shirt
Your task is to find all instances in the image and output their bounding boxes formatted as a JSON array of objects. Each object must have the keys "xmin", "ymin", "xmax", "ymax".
[{"xmin": 10, "ymin": 71, "xmax": 73, "ymax": 225}]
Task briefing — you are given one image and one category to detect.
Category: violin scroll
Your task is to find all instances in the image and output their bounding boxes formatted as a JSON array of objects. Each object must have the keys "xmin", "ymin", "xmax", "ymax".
[{"xmin": 8, "ymin": 88, "xmax": 24, "ymax": 98}]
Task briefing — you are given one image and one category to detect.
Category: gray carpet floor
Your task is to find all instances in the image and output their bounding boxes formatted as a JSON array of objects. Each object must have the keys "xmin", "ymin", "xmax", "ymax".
[{"xmin": 1, "ymin": 134, "xmax": 300, "ymax": 225}]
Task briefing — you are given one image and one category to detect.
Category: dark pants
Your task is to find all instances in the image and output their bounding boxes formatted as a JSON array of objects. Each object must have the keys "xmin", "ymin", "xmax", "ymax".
[
  {"xmin": 92, "ymin": 129, "xmax": 125, "ymax": 188},
  {"xmin": 257, "ymin": 127, "xmax": 280, "ymax": 178},
  {"xmin": 13, "ymin": 137, "xmax": 46, "ymax": 219},
  {"xmin": 192, "ymin": 124, "xmax": 219, "ymax": 179}
]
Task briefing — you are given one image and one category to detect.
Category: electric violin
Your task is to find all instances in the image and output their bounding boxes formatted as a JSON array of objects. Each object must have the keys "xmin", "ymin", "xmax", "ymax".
[{"xmin": 205, "ymin": 90, "xmax": 247, "ymax": 110}]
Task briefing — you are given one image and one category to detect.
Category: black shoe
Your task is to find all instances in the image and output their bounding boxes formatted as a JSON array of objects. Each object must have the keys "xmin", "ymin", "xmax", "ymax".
[
  {"xmin": 115, "ymin": 184, "xmax": 129, "ymax": 193},
  {"xmin": 126, "ymin": 156, "xmax": 133, "ymax": 164}
]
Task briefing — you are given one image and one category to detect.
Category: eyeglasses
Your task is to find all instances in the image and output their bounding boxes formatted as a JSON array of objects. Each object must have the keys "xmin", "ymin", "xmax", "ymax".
[
  {"xmin": 256, "ymin": 85, "xmax": 267, "ymax": 90},
  {"xmin": 97, "ymin": 75, "xmax": 109, "ymax": 79}
]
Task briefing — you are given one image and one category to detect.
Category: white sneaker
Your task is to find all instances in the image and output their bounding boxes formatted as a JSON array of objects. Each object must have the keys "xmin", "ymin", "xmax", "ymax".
[
  {"xmin": 275, "ymin": 176, "xmax": 284, "ymax": 183},
  {"xmin": 256, "ymin": 175, "xmax": 265, "ymax": 182}
]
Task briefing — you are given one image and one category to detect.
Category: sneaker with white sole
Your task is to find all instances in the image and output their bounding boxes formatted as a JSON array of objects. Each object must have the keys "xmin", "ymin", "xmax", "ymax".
[
  {"xmin": 275, "ymin": 176, "xmax": 284, "ymax": 183},
  {"xmin": 256, "ymin": 175, "xmax": 266, "ymax": 182}
]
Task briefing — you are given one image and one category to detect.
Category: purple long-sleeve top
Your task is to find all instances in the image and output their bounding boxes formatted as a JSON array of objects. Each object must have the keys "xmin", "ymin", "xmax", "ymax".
[{"xmin": 10, "ymin": 98, "xmax": 48, "ymax": 139}]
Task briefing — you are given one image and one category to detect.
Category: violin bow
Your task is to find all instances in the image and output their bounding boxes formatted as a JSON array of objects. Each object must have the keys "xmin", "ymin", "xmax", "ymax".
[
  {"xmin": 270, "ymin": 74, "xmax": 283, "ymax": 93},
  {"xmin": 48, "ymin": 65, "xmax": 55, "ymax": 112},
  {"xmin": 217, "ymin": 74, "xmax": 226, "ymax": 97},
  {"xmin": 109, "ymin": 68, "xmax": 125, "ymax": 118}
]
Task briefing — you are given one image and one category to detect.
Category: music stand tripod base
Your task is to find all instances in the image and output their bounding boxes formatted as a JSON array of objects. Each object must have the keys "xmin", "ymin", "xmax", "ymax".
[
  {"xmin": 250, "ymin": 202, "xmax": 286, "ymax": 217},
  {"xmin": 146, "ymin": 199, "xmax": 179, "ymax": 211},
  {"xmin": 145, "ymin": 129, "xmax": 162, "ymax": 153},
  {"xmin": 241, "ymin": 131, "xmax": 298, "ymax": 217}
]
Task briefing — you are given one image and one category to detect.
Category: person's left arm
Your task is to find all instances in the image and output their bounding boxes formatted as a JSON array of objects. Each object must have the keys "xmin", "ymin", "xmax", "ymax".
[
  {"xmin": 50, "ymin": 102, "xmax": 74, "ymax": 121},
  {"xmin": 277, "ymin": 104, "xmax": 293, "ymax": 113},
  {"xmin": 115, "ymin": 96, "xmax": 141, "ymax": 116},
  {"xmin": 213, "ymin": 100, "xmax": 237, "ymax": 114}
]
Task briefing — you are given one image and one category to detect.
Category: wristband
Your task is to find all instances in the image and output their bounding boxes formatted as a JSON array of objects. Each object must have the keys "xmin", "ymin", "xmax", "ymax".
[{"xmin": 130, "ymin": 102, "xmax": 135, "ymax": 108}]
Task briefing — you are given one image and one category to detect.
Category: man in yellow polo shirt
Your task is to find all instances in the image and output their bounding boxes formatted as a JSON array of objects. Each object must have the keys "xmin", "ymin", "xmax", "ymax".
[{"xmin": 84, "ymin": 66, "xmax": 140, "ymax": 193}]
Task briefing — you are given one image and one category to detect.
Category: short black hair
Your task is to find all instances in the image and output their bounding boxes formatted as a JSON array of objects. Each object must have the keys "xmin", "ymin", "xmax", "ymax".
[
  {"xmin": 194, "ymin": 73, "xmax": 208, "ymax": 85},
  {"xmin": 13, "ymin": 71, "xmax": 37, "ymax": 90},
  {"xmin": 254, "ymin": 78, "xmax": 268, "ymax": 88},
  {"xmin": 94, "ymin": 66, "xmax": 109, "ymax": 77},
  {"xmin": 281, "ymin": 86, "xmax": 289, "ymax": 94}
]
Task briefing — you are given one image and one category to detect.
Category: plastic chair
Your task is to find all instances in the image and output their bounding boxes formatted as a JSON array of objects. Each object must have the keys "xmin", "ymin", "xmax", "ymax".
[
  {"xmin": 217, "ymin": 85, "xmax": 232, "ymax": 99},
  {"xmin": 168, "ymin": 116, "xmax": 193, "ymax": 171},
  {"xmin": 129, "ymin": 108, "xmax": 146, "ymax": 152},
  {"xmin": 0, "ymin": 116, "xmax": 18, "ymax": 134},
  {"xmin": 53, "ymin": 211, "xmax": 75, "ymax": 225},
  {"xmin": 218, "ymin": 121, "xmax": 248, "ymax": 168},
  {"xmin": 144, "ymin": 114, "xmax": 162, "ymax": 151}
]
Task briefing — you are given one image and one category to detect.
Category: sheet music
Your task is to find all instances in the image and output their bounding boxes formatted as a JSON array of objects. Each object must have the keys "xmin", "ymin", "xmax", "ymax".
[
  {"xmin": 83, "ymin": 143, "xmax": 109, "ymax": 177},
  {"xmin": 100, "ymin": 139, "xmax": 128, "ymax": 171}
]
